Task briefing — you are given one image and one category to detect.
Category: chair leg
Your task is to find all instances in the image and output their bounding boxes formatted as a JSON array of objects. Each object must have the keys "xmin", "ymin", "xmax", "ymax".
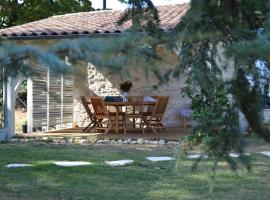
[
  {"xmin": 83, "ymin": 122, "xmax": 93, "ymax": 132},
  {"xmin": 151, "ymin": 126, "xmax": 157, "ymax": 134},
  {"xmin": 164, "ymin": 126, "xmax": 169, "ymax": 134},
  {"xmin": 141, "ymin": 119, "xmax": 145, "ymax": 134},
  {"xmin": 143, "ymin": 117, "xmax": 149, "ymax": 128},
  {"xmin": 87, "ymin": 124, "xmax": 97, "ymax": 132},
  {"xmin": 123, "ymin": 125, "xmax": 127, "ymax": 134},
  {"xmin": 97, "ymin": 119, "xmax": 103, "ymax": 128},
  {"xmin": 160, "ymin": 123, "xmax": 169, "ymax": 134},
  {"xmin": 124, "ymin": 117, "xmax": 129, "ymax": 134},
  {"xmin": 86, "ymin": 123, "xmax": 99, "ymax": 132},
  {"xmin": 92, "ymin": 126, "xmax": 98, "ymax": 133},
  {"xmin": 104, "ymin": 121, "xmax": 113, "ymax": 135}
]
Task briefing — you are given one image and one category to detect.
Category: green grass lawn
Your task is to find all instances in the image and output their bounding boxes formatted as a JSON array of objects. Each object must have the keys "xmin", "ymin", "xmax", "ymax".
[{"xmin": 0, "ymin": 137, "xmax": 270, "ymax": 200}]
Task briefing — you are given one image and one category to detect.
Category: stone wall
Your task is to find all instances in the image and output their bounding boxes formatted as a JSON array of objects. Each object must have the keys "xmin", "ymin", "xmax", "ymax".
[{"xmin": 73, "ymin": 62, "xmax": 190, "ymax": 128}]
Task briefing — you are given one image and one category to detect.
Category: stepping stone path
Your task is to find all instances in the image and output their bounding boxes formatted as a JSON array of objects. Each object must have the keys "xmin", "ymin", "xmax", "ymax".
[
  {"xmin": 6, "ymin": 163, "xmax": 33, "ymax": 168},
  {"xmin": 105, "ymin": 160, "xmax": 134, "ymax": 166},
  {"xmin": 259, "ymin": 151, "xmax": 270, "ymax": 157},
  {"xmin": 187, "ymin": 153, "xmax": 250, "ymax": 159},
  {"xmin": 6, "ymin": 151, "xmax": 260, "ymax": 169},
  {"xmin": 54, "ymin": 161, "xmax": 92, "ymax": 167},
  {"xmin": 146, "ymin": 157, "xmax": 175, "ymax": 162}
]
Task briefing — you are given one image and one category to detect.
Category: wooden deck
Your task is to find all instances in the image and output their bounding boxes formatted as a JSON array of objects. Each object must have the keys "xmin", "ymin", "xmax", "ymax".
[{"xmin": 17, "ymin": 127, "xmax": 191, "ymax": 141}]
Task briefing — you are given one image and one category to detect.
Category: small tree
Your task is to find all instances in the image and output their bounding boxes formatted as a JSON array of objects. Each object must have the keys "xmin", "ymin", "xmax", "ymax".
[{"xmin": 0, "ymin": 0, "xmax": 94, "ymax": 28}]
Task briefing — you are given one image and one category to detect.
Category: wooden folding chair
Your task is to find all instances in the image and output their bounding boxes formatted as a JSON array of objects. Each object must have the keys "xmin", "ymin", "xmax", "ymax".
[
  {"xmin": 143, "ymin": 96, "xmax": 158, "ymax": 117},
  {"xmin": 144, "ymin": 96, "xmax": 169, "ymax": 133},
  {"xmin": 80, "ymin": 96, "xmax": 99, "ymax": 132},
  {"xmin": 125, "ymin": 96, "xmax": 144, "ymax": 134},
  {"xmin": 91, "ymin": 96, "xmax": 125, "ymax": 134}
]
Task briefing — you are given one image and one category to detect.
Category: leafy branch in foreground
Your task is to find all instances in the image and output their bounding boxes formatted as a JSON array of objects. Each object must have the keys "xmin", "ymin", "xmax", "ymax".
[
  {"xmin": 0, "ymin": 0, "xmax": 269, "ymax": 171},
  {"xmin": 173, "ymin": 0, "xmax": 270, "ymax": 170},
  {"xmin": 49, "ymin": 0, "xmax": 270, "ymax": 170},
  {"xmin": 113, "ymin": 0, "xmax": 270, "ymax": 170}
]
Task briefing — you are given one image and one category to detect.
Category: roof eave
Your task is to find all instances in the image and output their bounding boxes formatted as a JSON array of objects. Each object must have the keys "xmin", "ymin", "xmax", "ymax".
[{"xmin": 0, "ymin": 32, "xmax": 126, "ymax": 41}]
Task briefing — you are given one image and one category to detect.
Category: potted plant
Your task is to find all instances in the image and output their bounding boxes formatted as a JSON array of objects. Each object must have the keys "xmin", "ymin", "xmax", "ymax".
[
  {"xmin": 120, "ymin": 81, "xmax": 132, "ymax": 102},
  {"xmin": 120, "ymin": 81, "xmax": 132, "ymax": 95},
  {"xmin": 22, "ymin": 120, "xmax": 27, "ymax": 133}
]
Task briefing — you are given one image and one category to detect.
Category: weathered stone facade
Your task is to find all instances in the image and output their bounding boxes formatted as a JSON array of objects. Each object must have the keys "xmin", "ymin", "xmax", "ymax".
[{"xmin": 73, "ymin": 62, "xmax": 190, "ymax": 128}]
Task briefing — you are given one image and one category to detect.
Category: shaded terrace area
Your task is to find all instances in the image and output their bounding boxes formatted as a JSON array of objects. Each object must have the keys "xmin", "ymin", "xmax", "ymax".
[{"xmin": 16, "ymin": 127, "xmax": 191, "ymax": 141}]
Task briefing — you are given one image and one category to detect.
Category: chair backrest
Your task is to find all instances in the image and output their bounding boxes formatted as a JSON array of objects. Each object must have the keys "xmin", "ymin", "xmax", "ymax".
[
  {"xmin": 146, "ymin": 96, "xmax": 158, "ymax": 113},
  {"xmin": 80, "ymin": 96, "xmax": 95, "ymax": 121},
  {"xmin": 90, "ymin": 96, "xmax": 109, "ymax": 119},
  {"xmin": 126, "ymin": 96, "xmax": 144, "ymax": 115},
  {"xmin": 127, "ymin": 96, "xmax": 144, "ymax": 103},
  {"xmin": 152, "ymin": 96, "xmax": 169, "ymax": 118}
]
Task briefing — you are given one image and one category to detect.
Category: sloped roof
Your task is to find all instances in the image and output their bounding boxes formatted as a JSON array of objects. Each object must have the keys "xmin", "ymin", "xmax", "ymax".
[{"xmin": 0, "ymin": 4, "xmax": 188, "ymax": 39}]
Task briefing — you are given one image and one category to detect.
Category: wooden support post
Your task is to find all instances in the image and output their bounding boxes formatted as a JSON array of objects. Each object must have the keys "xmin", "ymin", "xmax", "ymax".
[
  {"xmin": 61, "ymin": 74, "xmax": 64, "ymax": 128},
  {"xmin": 2, "ymin": 74, "xmax": 24, "ymax": 139},
  {"xmin": 46, "ymin": 67, "xmax": 50, "ymax": 131},
  {"xmin": 27, "ymin": 78, "xmax": 33, "ymax": 133}
]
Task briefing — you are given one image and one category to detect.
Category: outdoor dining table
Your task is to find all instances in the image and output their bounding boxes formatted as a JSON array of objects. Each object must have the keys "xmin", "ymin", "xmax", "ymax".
[{"xmin": 104, "ymin": 101, "xmax": 156, "ymax": 133}]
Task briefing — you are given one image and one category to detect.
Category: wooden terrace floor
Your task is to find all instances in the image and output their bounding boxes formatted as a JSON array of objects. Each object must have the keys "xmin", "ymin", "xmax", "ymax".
[{"xmin": 17, "ymin": 127, "xmax": 191, "ymax": 141}]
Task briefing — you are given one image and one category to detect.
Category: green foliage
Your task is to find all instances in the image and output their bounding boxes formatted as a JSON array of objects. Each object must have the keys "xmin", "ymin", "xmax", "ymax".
[
  {"xmin": 118, "ymin": 0, "xmax": 160, "ymax": 35},
  {"xmin": 182, "ymin": 85, "xmax": 229, "ymax": 144},
  {"xmin": 22, "ymin": 120, "xmax": 27, "ymax": 126},
  {"xmin": 111, "ymin": 0, "xmax": 270, "ymax": 170},
  {"xmin": 0, "ymin": 42, "xmax": 68, "ymax": 78},
  {"xmin": 168, "ymin": 0, "xmax": 270, "ymax": 170},
  {"xmin": 182, "ymin": 83, "xmax": 250, "ymax": 170},
  {"xmin": 0, "ymin": 0, "xmax": 94, "ymax": 28}
]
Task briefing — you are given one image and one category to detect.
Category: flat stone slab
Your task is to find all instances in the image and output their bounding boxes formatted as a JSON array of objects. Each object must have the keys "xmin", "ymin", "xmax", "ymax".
[
  {"xmin": 6, "ymin": 163, "xmax": 33, "ymax": 168},
  {"xmin": 145, "ymin": 157, "xmax": 175, "ymax": 162},
  {"xmin": 187, "ymin": 154, "xmax": 208, "ymax": 159},
  {"xmin": 229, "ymin": 153, "xmax": 240, "ymax": 158},
  {"xmin": 229, "ymin": 153, "xmax": 250, "ymax": 158},
  {"xmin": 105, "ymin": 160, "xmax": 134, "ymax": 166},
  {"xmin": 259, "ymin": 151, "xmax": 270, "ymax": 157},
  {"xmin": 54, "ymin": 161, "xmax": 92, "ymax": 167}
]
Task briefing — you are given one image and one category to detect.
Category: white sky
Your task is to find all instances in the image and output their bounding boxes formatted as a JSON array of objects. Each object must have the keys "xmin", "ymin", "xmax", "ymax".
[{"xmin": 91, "ymin": 0, "xmax": 190, "ymax": 10}]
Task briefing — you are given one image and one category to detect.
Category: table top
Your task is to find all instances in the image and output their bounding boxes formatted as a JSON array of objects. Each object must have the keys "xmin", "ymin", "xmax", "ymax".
[{"xmin": 104, "ymin": 101, "xmax": 156, "ymax": 106}]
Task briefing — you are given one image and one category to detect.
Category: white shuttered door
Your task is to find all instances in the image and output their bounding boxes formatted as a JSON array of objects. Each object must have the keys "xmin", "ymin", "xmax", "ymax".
[{"xmin": 28, "ymin": 66, "xmax": 73, "ymax": 132}]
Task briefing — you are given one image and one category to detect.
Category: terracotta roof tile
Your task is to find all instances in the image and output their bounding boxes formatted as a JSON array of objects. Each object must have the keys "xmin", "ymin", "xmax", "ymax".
[{"xmin": 0, "ymin": 4, "xmax": 189, "ymax": 38}]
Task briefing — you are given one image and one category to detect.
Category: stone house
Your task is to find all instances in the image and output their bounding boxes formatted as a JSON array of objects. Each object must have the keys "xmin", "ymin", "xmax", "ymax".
[{"xmin": 0, "ymin": 4, "xmax": 192, "ymax": 139}]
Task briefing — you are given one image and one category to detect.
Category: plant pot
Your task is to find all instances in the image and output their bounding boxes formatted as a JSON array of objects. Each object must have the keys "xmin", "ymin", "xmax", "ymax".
[
  {"xmin": 22, "ymin": 125, "xmax": 27, "ymax": 133},
  {"xmin": 122, "ymin": 92, "xmax": 128, "ymax": 102}
]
